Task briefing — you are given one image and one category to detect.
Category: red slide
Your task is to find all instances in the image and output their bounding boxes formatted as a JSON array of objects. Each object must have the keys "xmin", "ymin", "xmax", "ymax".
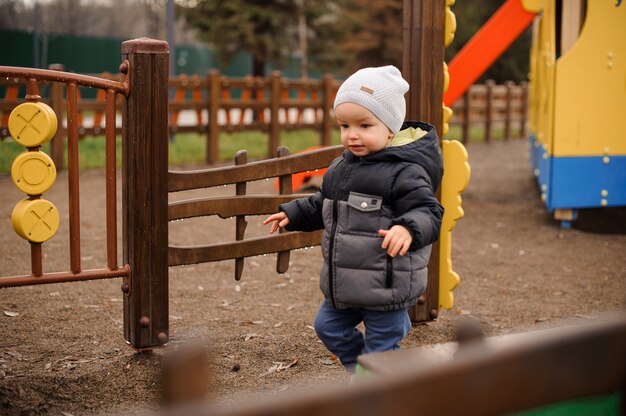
[{"xmin": 443, "ymin": 0, "xmax": 537, "ymax": 106}]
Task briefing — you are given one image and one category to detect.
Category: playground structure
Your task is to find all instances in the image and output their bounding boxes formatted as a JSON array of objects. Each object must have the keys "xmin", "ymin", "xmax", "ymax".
[
  {"xmin": 446, "ymin": 0, "xmax": 626, "ymax": 226},
  {"xmin": 527, "ymin": 0, "xmax": 626, "ymax": 227}
]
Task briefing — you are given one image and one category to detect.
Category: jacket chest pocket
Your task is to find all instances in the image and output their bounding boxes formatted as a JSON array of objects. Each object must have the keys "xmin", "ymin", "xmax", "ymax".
[{"xmin": 346, "ymin": 192, "xmax": 383, "ymax": 234}]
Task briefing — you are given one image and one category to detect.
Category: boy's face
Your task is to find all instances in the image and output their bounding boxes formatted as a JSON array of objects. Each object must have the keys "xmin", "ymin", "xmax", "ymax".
[{"xmin": 335, "ymin": 102, "xmax": 393, "ymax": 157}]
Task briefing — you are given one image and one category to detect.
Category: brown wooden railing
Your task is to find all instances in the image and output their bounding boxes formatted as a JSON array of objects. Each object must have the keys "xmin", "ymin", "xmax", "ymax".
[
  {"xmin": 168, "ymin": 145, "xmax": 344, "ymax": 280},
  {"xmin": 2, "ymin": 70, "xmax": 527, "ymax": 169},
  {"xmin": 164, "ymin": 314, "xmax": 626, "ymax": 415},
  {"xmin": 1, "ymin": 67, "xmax": 339, "ymax": 168},
  {"xmin": 451, "ymin": 80, "xmax": 529, "ymax": 143}
]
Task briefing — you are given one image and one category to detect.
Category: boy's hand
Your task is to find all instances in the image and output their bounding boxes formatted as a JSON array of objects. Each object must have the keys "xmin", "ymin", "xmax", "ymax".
[
  {"xmin": 263, "ymin": 212, "xmax": 290, "ymax": 234},
  {"xmin": 378, "ymin": 225, "xmax": 412, "ymax": 257}
]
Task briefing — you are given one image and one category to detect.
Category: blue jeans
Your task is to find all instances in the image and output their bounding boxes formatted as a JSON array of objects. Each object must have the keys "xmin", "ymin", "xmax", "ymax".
[{"xmin": 313, "ymin": 299, "xmax": 412, "ymax": 372}]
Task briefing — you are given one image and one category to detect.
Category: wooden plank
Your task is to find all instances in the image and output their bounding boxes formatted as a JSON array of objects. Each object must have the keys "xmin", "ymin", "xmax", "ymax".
[
  {"xmin": 276, "ymin": 147, "xmax": 292, "ymax": 273},
  {"xmin": 168, "ymin": 195, "xmax": 311, "ymax": 221},
  {"xmin": 121, "ymin": 39, "xmax": 170, "ymax": 349},
  {"xmin": 168, "ymin": 230, "xmax": 323, "ymax": 266},
  {"xmin": 168, "ymin": 145, "xmax": 343, "ymax": 192},
  {"xmin": 234, "ymin": 151, "xmax": 248, "ymax": 281},
  {"xmin": 190, "ymin": 316, "xmax": 626, "ymax": 416},
  {"xmin": 403, "ymin": 0, "xmax": 445, "ymax": 323}
]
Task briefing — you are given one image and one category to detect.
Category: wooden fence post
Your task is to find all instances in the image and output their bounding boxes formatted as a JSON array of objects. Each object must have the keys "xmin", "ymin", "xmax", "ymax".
[
  {"xmin": 461, "ymin": 89, "xmax": 470, "ymax": 145},
  {"xmin": 121, "ymin": 38, "xmax": 170, "ymax": 349},
  {"xmin": 520, "ymin": 81, "xmax": 528, "ymax": 138},
  {"xmin": 321, "ymin": 73, "xmax": 334, "ymax": 147},
  {"xmin": 269, "ymin": 71, "xmax": 282, "ymax": 158},
  {"xmin": 484, "ymin": 80, "xmax": 495, "ymax": 142},
  {"xmin": 207, "ymin": 70, "xmax": 221, "ymax": 164},
  {"xmin": 403, "ymin": 0, "xmax": 445, "ymax": 323},
  {"xmin": 49, "ymin": 63, "xmax": 65, "ymax": 171},
  {"xmin": 276, "ymin": 146, "xmax": 292, "ymax": 273},
  {"xmin": 234, "ymin": 150, "xmax": 248, "ymax": 281},
  {"xmin": 504, "ymin": 80, "xmax": 514, "ymax": 140}
]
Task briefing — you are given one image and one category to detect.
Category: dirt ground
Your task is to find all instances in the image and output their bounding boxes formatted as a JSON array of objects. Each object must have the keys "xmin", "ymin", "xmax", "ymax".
[{"xmin": 1, "ymin": 138, "xmax": 625, "ymax": 415}]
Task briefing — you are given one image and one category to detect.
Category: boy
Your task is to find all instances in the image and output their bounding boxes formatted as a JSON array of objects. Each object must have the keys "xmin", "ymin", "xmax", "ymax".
[{"xmin": 263, "ymin": 65, "xmax": 444, "ymax": 372}]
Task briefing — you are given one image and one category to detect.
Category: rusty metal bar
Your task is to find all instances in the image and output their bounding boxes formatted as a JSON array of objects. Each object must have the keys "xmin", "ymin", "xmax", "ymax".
[
  {"xmin": 0, "ymin": 66, "xmax": 128, "ymax": 95},
  {"xmin": 25, "ymin": 78, "xmax": 40, "ymax": 102},
  {"xmin": 105, "ymin": 89, "xmax": 118, "ymax": 271},
  {"xmin": 169, "ymin": 230, "xmax": 322, "ymax": 267},
  {"xmin": 30, "ymin": 242, "xmax": 43, "ymax": 277},
  {"xmin": 168, "ymin": 146, "xmax": 343, "ymax": 192},
  {"xmin": 0, "ymin": 265, "xmax": 130, "ymax": 288},
  {"xmin": 66, "ymin": 82, "xmax": 81, "ymax": 274},
  {"xmin": 168, "ymin": 194, "xmax": 310, "ymax": 221}
]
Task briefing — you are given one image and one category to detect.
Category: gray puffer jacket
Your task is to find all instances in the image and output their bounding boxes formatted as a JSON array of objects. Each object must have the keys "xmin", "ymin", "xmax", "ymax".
[{"xmin": 280, "ymin": 121, "xmax": 444, "ymax": 311}]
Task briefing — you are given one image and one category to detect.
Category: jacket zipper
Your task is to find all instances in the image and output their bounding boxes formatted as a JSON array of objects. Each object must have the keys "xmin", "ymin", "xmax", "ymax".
[
  {"xmin": 328, "ymin": 199, "xmax": 339, "ymax": 308},
  {"xmin": 386, "ymin": 255, "xmax": 393, "ymax": 288}
]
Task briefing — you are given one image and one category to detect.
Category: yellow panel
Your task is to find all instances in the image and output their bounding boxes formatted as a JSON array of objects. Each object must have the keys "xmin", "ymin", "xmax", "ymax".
[
  {"xmin": 521, "ymin": 0, "xmax": 546, "ymax": 14},
  {"xmin": 438, "ymin": 140, "xmax": 470, "ymax": 310},
  {"xmin": 11, "ymin": 151, "xmax": 57, "ymax": 195},
  {"xmin": 553, "ymin": 1, "xmax": 626, "ymax": 156},
  {"xmin": 8, "ymin": 102, "xmax": 58, "ymax": 147},
  {"xmin": 527, "ymin": 1, "xmax": 557, "ymax": 153},
  {"xmin": 12, "ymin": 198, "xmax": 60, "ymax": 243}
]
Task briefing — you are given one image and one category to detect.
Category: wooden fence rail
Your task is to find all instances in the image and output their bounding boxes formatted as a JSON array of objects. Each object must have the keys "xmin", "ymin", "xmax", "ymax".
[
  {"xmin": 168, "ymin": 145, "xmax": 344, "ymax": 279},
  {"xmin": 1, "ymin": 68, "xmax": 527, "ymax": 170},
  {"xmin": 451, "ymin": 79, "xmax": 529, "ymax": 144}
]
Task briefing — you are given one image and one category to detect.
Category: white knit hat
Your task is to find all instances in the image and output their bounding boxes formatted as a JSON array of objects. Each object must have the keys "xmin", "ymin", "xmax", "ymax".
[{"xmin": 334, "ymin": 65, "xmax": 409, "ymax": 134}]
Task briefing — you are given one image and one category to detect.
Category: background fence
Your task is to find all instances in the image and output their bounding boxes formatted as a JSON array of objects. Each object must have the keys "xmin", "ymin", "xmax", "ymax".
[{"xmin": 1, "ymin": 68, "xmax": 528, "ymax": 169}]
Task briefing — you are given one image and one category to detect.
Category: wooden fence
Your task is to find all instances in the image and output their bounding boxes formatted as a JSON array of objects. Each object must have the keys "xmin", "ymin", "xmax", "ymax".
[
  {"xmin": 1, "ymin": 68, "xmax": 528, "ymax": 170},
  {"xmin": 162, "ymin": 314, "xmax": 626, "ymax": 415},
  {"xmin": 450, "ymin": 79, "xmax": 529, "ymax": 143},
  {"xmin": 0, "ymin": 66, "xmax": 338, "ymax": 169}
]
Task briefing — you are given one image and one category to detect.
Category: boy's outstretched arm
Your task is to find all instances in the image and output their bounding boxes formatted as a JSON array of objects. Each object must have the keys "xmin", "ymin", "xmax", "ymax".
[{"xmin": 263, "ymin": 212, "xmax": 290, "ymax": 234}]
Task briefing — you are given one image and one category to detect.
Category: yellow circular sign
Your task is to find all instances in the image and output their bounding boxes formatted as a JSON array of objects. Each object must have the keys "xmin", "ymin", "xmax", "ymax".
[
  {"xmin": 8, "ymin": 102, "xmax": 58, "ymax": 147},
  {"xmin": 11, "ymin": 198, "xmax": 60, "ymax": 243},
  {"xmin": 11, "ymin": 151, "xmax": 57, "ymax": 195}
]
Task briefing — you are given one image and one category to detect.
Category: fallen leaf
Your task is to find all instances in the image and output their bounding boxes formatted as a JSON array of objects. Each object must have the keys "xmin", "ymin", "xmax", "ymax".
[
  {"xmin": 3, "ymin": 311, "xmax": 19, "ymax": 317},
  {"xmin": 49, "ymin": 291, "xmax": 61, "ymax": 297},
  {"xmin": 306, "ymin": 325, "xmax": 314, "ymax": 331},
  {"xmin": 275, "ymin": 283, "xmax": 287, "ymax": 288},
  {"xmin": 279, "ymin": 359, "xmax": 298, "ymax": 371},
  {"xmin": 250, "ymin": 320, "xmax": 263, "ymax": 325},
  {"xmin": 60, "ymin": 412, "xmax": 75, "ymax": 416},
  {"xmin": 243, "ymin": 333, "xmax": 259, "ymax": 341},
  {"xmin": 535, "ymin": 317, "xmax": 549, "ymax": 323},
  {"xmin": 273, "ymin": 322, "xmax": 283, "ymax": 328}
]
